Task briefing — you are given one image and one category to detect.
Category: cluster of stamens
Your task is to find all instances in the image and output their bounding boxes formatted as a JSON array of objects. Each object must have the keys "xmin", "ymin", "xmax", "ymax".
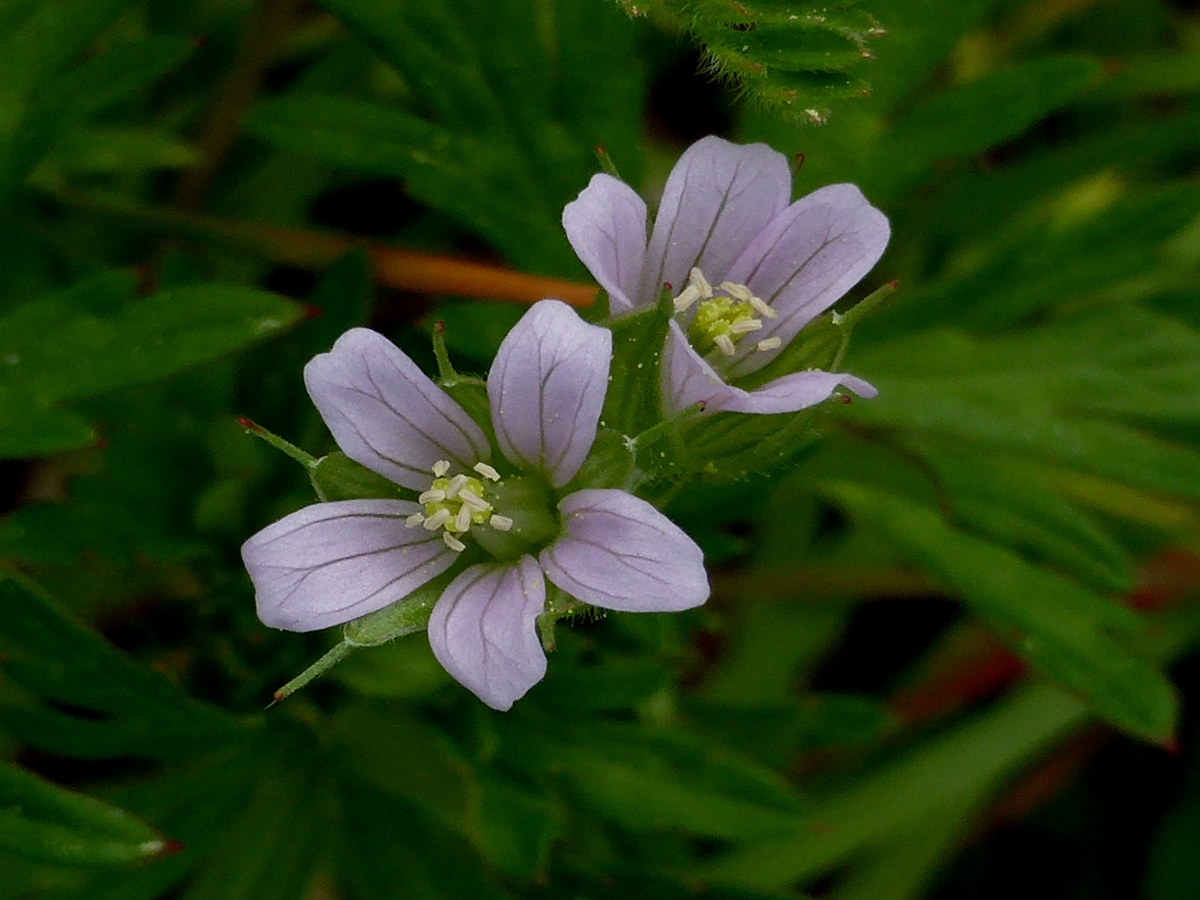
[
  {"xmin": 672, "ymin": 267, "xmax": 782, "ymax": 358},
  {"xmin": 405, "ymin": 460, "xmax": 513, "ymax": 553}
]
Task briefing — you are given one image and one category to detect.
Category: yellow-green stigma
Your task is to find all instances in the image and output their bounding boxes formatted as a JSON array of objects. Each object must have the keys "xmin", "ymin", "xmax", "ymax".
[
  {"xmin": 673, "ymin": 267, "xmax": 781, "ymax": 359},
  {"xmin": 405, "ymin": 460, "xmax": 512, "ymax": 553}
]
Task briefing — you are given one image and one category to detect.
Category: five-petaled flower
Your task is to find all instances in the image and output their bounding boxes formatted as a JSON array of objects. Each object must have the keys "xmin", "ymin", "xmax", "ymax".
[
  {"xmin": 563, "ymin": 135, "xmax": 890, "ymax": 415},
  {"xmin": 241, "ymin": 300, "xmax": 709, "ymax": 710}
]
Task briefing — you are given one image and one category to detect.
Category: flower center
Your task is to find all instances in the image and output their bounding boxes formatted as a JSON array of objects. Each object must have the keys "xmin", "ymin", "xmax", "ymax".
[
  {"xmin": 672, "ymin": 267, "xmax": 782, "ymax": 360},
  {"xmin": 405, "ymin": 460, "xmax": 513, "ymax": 553}
]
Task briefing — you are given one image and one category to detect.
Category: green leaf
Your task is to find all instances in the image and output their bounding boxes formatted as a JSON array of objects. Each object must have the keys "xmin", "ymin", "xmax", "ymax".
[
  {"xmin": 340, "ymin": 784, "xmax": 515, "ymax": 900},
  {"xmin": 173, "ymin": 735, "xmax": 329, "ymax": 900},
  {"xmin": 251, "ymin": 0, "xmax": 645, "ymax": 273},
  {"xmin": 0, "ymin": 574, "xmax": 246, "ymax": 759},
  {"xmin": 848, "ymin": 311, "xmax": 1200, "ymax": 498},
  {"xmin": 906, "ymin": 443, "xmax": 1135, "ymax": 592},
  {"xmin": 0, "ymin": 275, "xmax": 303, "ymax": 459},
  {"xmin": 0, "ymin": 762, "xmax": 169, "ymax": 866},
  {"xmin": 822, "ymin": 481, "xmax": 1177, "ymax": 743},
  {"xmin": 700, "ymin": 681, "xmax": 1090, "ymax": 889},
  {"xmin": 644, "ymin": 0, "xmax": 882, "ymax": 120},
  {"xmin": 888, "ymin": 55, "xmax": 1103, "ymax": 166},
  {"xmin": 502, "ymin": 720, "xmax": 808, "ymax": 839}
]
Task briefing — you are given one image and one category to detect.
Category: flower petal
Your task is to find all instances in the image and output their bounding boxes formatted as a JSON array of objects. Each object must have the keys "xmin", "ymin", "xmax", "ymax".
[
  {"xmin": 706, "ymin": 370, "xmax": 877, "ymax": 414},
  {"xmin": 242, "ymin": 499, "xmax": 456, "ymax": 632},
  {"xmin": 427, "ymin": 557, "xmax": 547, "ymax": 711},
  {"xmin": 660, "ymin": 322, "xmax": 875, "ymax": 414},
  {"xmin": 541, "ymin": 489, "xmax": 709, "ymax": 612},
  {"xmin": 661, "ymin": 320, "xmax": 736, "ymax": 415},
  {"xmin": 488, "ymin": 300, "xmax": 611, "ymax": 487},
  {"xmin": 562, "ymin": 173, "xmax": 648, "ymax": 313},
  {"xmin": 304, "ymin": 328, "xmax": 490, "ymax": 491},
  {"xmin": 641, "ymin": 136, "xmax": 791, "ymax": 305},
  {"xmin": 724, "ymin": 184, "xmax": 890, "ymax": 379}
]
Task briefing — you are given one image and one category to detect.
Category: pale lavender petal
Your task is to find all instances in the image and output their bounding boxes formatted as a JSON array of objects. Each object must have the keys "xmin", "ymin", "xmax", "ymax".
[
  {"xmin": 661, "ymin": 320, "xmax": 740, "ymax": 415},
  {"xmin": 562, "ymin": 173, "xmax": 648, "ymax": 313},
  {"xmin": 640, "ymin": 136, "xmax": 791, "ymax": 304},
  {"xmin": 705, "ymin": 370, "xmax": 877, "ymax": 414},
  {"xmin": 661, "ymin": 322, "xmax": 875, "ymax": 414},
  {"xmin": 242, "ymin": 499, "xmax": 456, "ymax": 632},
  {"xmin": 304, "ymin": 328, "xmax": 490, "ymax": 491},
  {"xmin": 427, "ymin": 557, "xmax": 547, "ymax": 711},
  {"xmin": 541, "ymin": 489, "xmax": 709, "ymax": 613},
  {"xmin": 724, "ymin": 184, "xmax": 890, "ymax": 380},
  {"xmin": 488, "ymin": 300, "xmax": 611, "ymax": 487}
]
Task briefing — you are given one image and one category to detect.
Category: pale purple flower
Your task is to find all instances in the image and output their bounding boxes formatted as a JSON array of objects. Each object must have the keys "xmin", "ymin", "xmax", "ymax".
[
  {"xmin": 241, "ymin": 300, "xmax": 708, "ymax": 710},
  {"xmin": 563, "ymin": 135, "xmax": 890, "ymax": 415}
]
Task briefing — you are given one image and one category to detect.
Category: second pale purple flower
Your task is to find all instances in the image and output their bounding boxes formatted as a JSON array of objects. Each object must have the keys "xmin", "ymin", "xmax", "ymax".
[
  {"xmin": 241, "ymin": 300, "xmax": 708, "ymax": 711},
  {"xmin": 563, "ymin": 135, "xmax": 891, "ymax": 416}
]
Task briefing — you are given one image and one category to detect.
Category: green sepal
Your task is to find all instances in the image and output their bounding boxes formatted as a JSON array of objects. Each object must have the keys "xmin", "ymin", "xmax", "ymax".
[
  {"xmin": 310, "ymin": 451, "xmax": 402, "ymax": 502},
  {"xmin": 344, "ymin": 575, "xmax": 451, "ymax": 647},
  {"xmin": 678, "ymin": 408, "xmax": 826, "ymax": 480},
  {"xmin": 601, "ymin": 295, "xmax": 672, "ymax": 437},
  {"xmin": 272, "ymin": 575, "xmax": 454, "ymax": 702},
  {"xmin": 737, "ymin": 313, "xmax": 844, "ymax": 392},
  {"xmin": 567, "ymin": 427, "xmax": 635, "ymax": 492},
  {"xmin": 738, "ymin": 280, "xmax": 897, "ymax": 391}
]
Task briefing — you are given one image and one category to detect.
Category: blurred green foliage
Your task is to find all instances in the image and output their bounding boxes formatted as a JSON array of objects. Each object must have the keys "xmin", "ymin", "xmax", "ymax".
[{"xmin": 1, "ymin": 0, "xmax": 1200, "ymax": 898}]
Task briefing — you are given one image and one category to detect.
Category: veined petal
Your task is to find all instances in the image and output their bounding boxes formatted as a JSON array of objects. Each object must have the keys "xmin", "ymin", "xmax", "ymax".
[
  {"xmin": 661, "ymin": 320, "xmax": 740, "ymax": 415},
  {"xmin": 562, "ymin": 173, "xmax": 648, "ymax": 313},
  {"xmin": 706, "ymin": 370, "xmax": 877, "ymax": 414},
  {"xmin": 541, "ymin": 489, "xmax": 708, "ymax": 613},
  {"xmin": 660, "ymin": 322, "xmax": 875, "ymax": 414},
  {"xmin": 488, "ymin": 300, "xmax": 611, "ymax": 487},
  {"xmin": 641, "ymin": 136, "xmax": 791, "ymax": 305},
  {"xmin": 304, "ymin": 328, "xmax": 490, "ymax": 491},
  {"xmin": 724, "ymin": 184, "xmax": 890, "ymax": 380},
  {"xmin": 427, "ymin": 557, "xmax": 547, "ymax": 711},
  {"xmin": 242, "ymin": 499, "xmax": 456, "ymax": 632}
]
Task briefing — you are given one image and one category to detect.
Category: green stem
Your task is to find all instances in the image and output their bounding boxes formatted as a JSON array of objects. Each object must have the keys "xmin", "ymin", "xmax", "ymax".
[
  {"xmin": 270, "ymin": 641, "xmax": 354, "ymax": 704},
  {"xmin": 237, "ymin": 417, "xmax": 317, "ymax": 469}
]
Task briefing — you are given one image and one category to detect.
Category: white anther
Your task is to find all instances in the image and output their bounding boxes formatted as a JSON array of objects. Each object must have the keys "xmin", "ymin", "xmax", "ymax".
[
  {"xmin": 756, "ymin": 337, "xmax": 783, "ymax": 352},
  {"xmin": 714, "ymin": 334, "xmax": 737, "ymax": 356},
  {"xmin": 688, "ymin": 267, "xmax": 713, "ymax": 298},
  {"xmin": 489, "ymin": 514, "xmax": 514, "ymax": 532},
  {"xmin": 729, "ymin": 319, "xmax": 763, "ymax": 334},
  {"xmin": 719, "ymin": 281, "xmax": 753, "ymax": 302},
  {"xmin": 443, "ymin": 532, "xmax": 466, "ymax": 552},
  {"xmin": 473, "ymin": 462, "xmax": 501, "ymax": 481},
  {"xmin": 432, "ymin": 460, "xmax": 450, "ymax": 477},
  {"xmin": 749, "ymin": 296, "xmax": 777, "ymax": 318},
  {"xmin": 458, "ymin": 489, "xmax": 489, "ymax": 512},
  {"xmin": 454, "ymin": 505, "xmax": 473, "ymax": 532},
  {"xmin": 423, "ymin": 508, "xmax": 451, "ymax": 530},
  {"xmin": 672, "ymin": 284, "xmax": 701, "ymax": 312},
  {"xmin": 444, "ymin": 474, "xmax": 468, "ymax": 499},
  {"xmin": 418, "ymin": 489, "xmax": 446, "ymax": 505},
  {"xmin": 405, "ymin": 513, "xmax": 425, "ymax": 528}
]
